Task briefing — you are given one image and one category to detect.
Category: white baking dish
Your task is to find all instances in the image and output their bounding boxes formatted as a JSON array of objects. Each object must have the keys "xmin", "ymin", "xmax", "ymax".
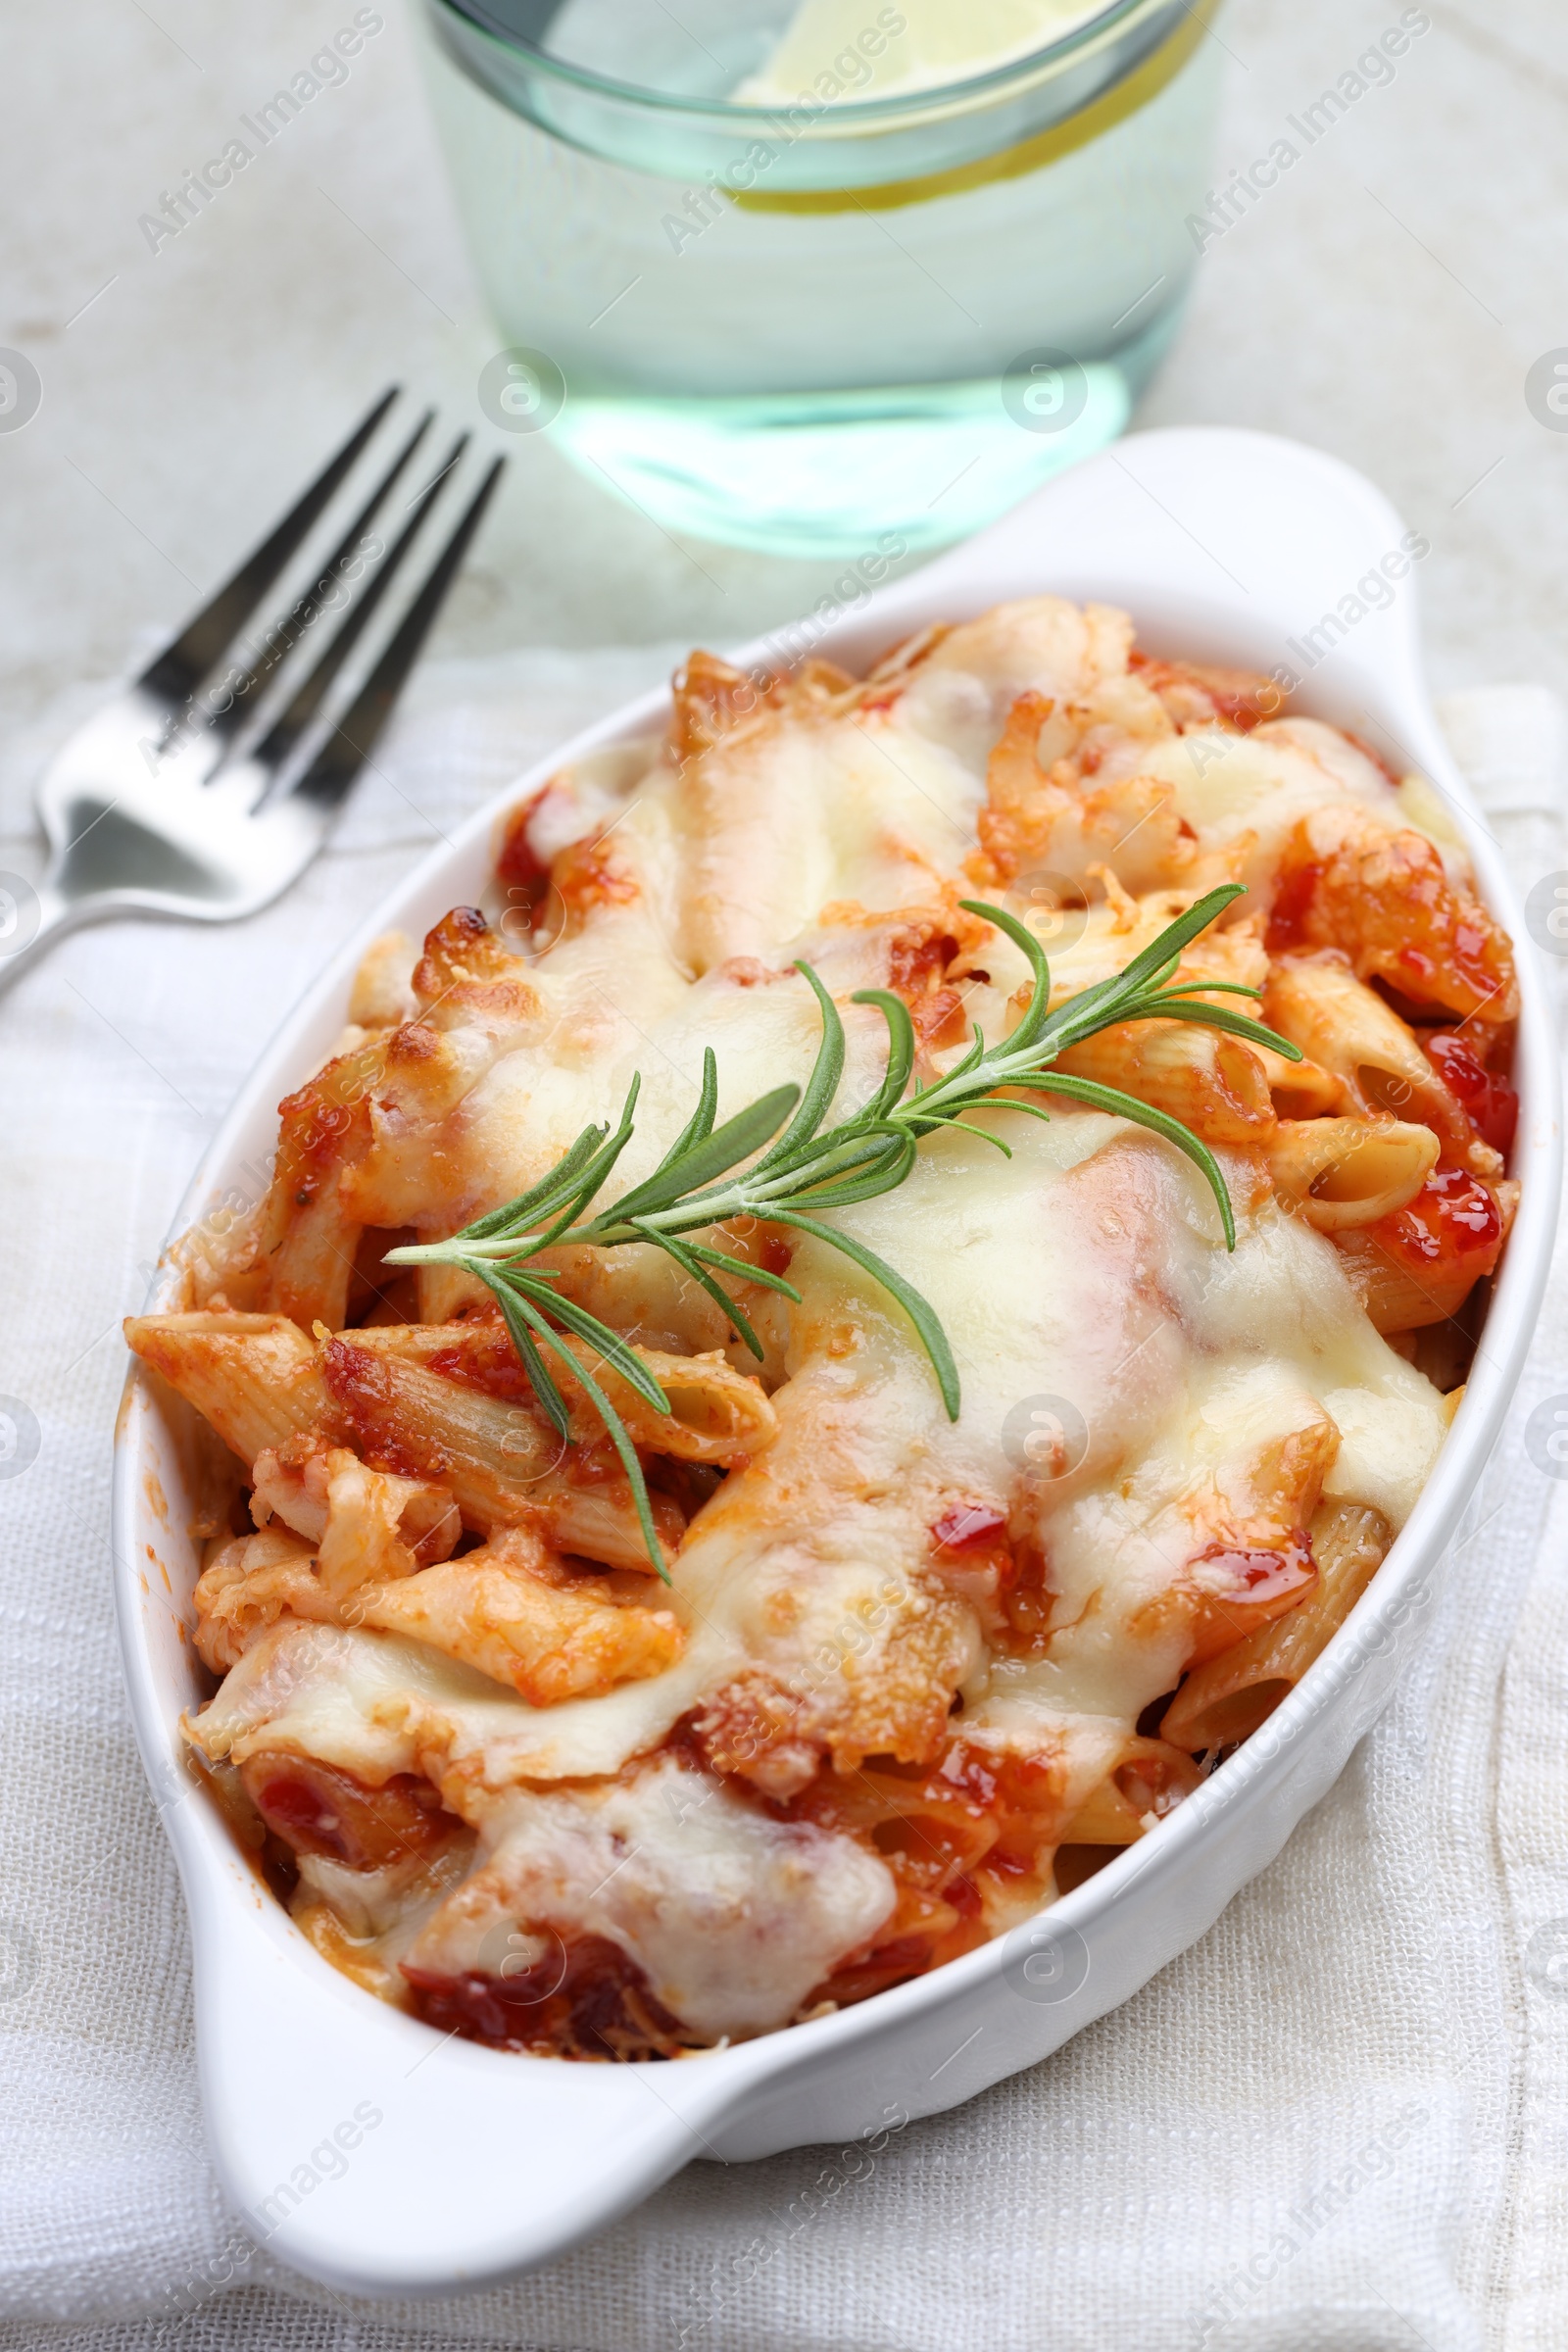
[{"xmin": 112, "ymin": 426, "xmax": 1560, "ymax": 2297}]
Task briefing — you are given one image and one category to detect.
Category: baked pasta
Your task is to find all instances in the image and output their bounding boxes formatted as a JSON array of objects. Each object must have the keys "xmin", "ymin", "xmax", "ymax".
[{"xmin": 128, "ymin": 597, "xmax": 1519, "ymax": 2059}]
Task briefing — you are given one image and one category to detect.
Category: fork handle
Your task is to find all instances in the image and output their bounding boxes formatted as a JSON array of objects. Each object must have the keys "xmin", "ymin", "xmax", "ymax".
[{"xmin": 0, "ymin": 869, "xmax": 112, "ymax": 996}]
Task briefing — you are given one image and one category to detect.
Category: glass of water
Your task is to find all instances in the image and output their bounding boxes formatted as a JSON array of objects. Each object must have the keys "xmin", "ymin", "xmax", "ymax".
[{"xmin": 416, "ymin": 0, "xmax": 1226, "ymax": 557}]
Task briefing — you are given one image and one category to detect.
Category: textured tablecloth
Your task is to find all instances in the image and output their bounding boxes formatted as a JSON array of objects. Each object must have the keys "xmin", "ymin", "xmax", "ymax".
[{"xmin": 1, "ymin": 661, "xmax": 1566, "ymax": 2352}]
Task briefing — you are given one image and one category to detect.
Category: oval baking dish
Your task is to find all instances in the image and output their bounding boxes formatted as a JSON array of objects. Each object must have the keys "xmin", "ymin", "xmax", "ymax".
[{"xmin": 113, "ymin": 426, "xmax": 1559, "ymax": 2296}]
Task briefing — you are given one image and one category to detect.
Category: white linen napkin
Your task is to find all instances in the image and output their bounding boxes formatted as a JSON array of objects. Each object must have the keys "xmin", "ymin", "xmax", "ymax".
[{"xmin": 1, "ymin": 665, "xmax": 1564, "ymax": 2352}]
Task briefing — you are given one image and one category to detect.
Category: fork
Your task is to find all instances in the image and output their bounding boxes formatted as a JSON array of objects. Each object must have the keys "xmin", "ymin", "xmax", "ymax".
[{"xmin": 1, "ymin": 388, "xmax": 505, "ymax": 990}]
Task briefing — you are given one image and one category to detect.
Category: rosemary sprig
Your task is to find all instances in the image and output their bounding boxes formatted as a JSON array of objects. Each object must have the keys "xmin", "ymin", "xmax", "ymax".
[{"xmin": 385, "ymin": 883, "xmax": 1299, "ymax": 1575}]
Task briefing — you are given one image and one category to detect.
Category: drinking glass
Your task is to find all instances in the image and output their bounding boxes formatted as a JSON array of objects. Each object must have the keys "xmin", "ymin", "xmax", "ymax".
[{"xmin": 416, "ymin": 0, "xmax": 1227, "ymax": 555}]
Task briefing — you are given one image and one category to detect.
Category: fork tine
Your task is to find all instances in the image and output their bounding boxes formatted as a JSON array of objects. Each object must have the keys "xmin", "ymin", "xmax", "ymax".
[
  {"xmin": 288, "ymin": 456, "xmax": 507, "ymax": 815},
  {"xmin": 247, "ymin": 430, "xmax": 469, "ymax": 783},
  {"xmin": 204, "ymin": 408, "xmax": 435, "ymax": 754},
  {"xmin": 136, "ymin": 386, "xmax": 399, "ymax": 710}
]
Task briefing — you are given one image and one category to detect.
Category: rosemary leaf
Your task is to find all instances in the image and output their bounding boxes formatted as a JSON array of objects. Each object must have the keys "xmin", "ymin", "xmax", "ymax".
[
  {"xmin": 673, "ymin": 1238, "xmax": 803, "ymax": 1304},
  {"xmin": 477, "ymin": 1268, "xmax": 571, "ymax": 1440},
  {"xmin": 655, "ymin": 1044, "xmax": 720, "ymax": 1173},
  {"xmin": 384, "ymin": 882, "xmax": 1305, "ymax": 1489},
  {"xmin": 507, "ymin": 1274, "xmax": 671, "ymax": 1416},
  {"xmin": 751, "ymin": 962, "xmax": 847, "ymax": 1175},
  {"xmin": 462, "ymin": 1118, "xmax": 610, "ymax": 1243},
  {"xmin": 1017, "ymin": 1071, "xmax": 1239, "ymax": 1249},
  {"xmin": 608, "ymin": 1084, "xmax": 800, "ymax": 1225},
  {"xmin": 848, "ymin": 988, "xmax": 916, "ymax": 1118},
  {"xmin": 631, "ymin": 1221, "xmax": 767, "ymax": 1363},
  {"xmin": 496, "ymin": 1281, "xmax": 669, "ymax": 1580},
  {"xmin": 766, "ymin": 1207, "xmax": 962, "ymax": 1420}
]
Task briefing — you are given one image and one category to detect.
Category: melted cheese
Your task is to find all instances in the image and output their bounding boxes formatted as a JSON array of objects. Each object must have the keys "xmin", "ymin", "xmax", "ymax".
[
  {"xmin": 405, "ymin": 1754, "xmax": 896, "ymax": 2039},
  {"xmin": 190, "ymin": 1111, "xmax": 1445, "ymax": 1806},
  {"xmin": 181, "ymin": 594, "xmax": 1472, "ymax": 2039},
  {"xmin": 1125, "ymin": 724, "xmax": 1395, "ymax": 897}
]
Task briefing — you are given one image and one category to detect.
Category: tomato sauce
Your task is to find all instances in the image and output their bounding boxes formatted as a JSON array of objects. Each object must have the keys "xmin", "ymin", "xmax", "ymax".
[
  {"xmin": 1184, "ymin": 1533, "xmax": 1317, "ymax": 1665},
  {"xmin": 1424, "ymin": 1031, "xmax": 1518, "ymax": 1155},
  {"xmin": 1373, "ymin": 1165, "xmax": 1501, "ymax": 1273},
  {"xmin": 494, "ymin": 791, "xmax": 553, "ymax": 899},
  {"xmin": 424, "ymin": 1315, "xmax": 537, "ymax": 1404},
  {"xmin": 240, "ymin": 1753, "xmax": 449, "ymax": 1870},
  {"xmin": 1264, "ymin": 863, "xmax": 1323, "ymax": 952},
  {"xmin": 931, "ymin": 1502, "xmax": 1007, "ymax": 1552},
  {"xmin": 404, "ymin": 1933, "xmax": 696, "ymax": 2061}
]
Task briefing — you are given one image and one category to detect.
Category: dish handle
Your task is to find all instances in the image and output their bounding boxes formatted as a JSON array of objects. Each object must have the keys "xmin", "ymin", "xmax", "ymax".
[{"xmin": 186, "ymin": 1848, "xmax": 736, "ymax": 2297}]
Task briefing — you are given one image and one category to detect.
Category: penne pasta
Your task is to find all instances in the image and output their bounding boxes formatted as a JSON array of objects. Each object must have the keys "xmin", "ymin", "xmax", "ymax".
[
  {"xmin": 319, "ymin": 1336, "xmax": 686, "ymax": 1572},
  {"xmin": 250, "ymin": 1442, "xmax": 458, "ymax": 1567},
  {"xmin": 196, "ymin": 1488, "xmax": 686, "ymax": 1700},
  {"xmin": 416, "ymin": 1261, "xmax": 494, "ymax": 1328},
  {"xmin": 348, "ymin": 1319, "xmax": 777, "ymax": 1466},
  {"xmin": 1333, "ymin": 1172, "xmax": 1514, "ymax": 1333},
  {"xmin": 551, "ymin": 1338, "xmax": 776, "ymax": 1464},
  {"xmin": 1054, "ymin": 1739, "xmax": 1204, "ymax": 1844},
  {"xmin": 195, "ymin": 1446, "xmax": 461, "ymax": 1671},
  {"xmin": 1264, "ymin": 952, "xmax": 1479, "ymax": 1160},
  {"xmin": 1334, "ymin": 1240, "xmax": 1474, "ymax": 1333},
  {"xmin": 124, "ymin": 1310, "xmax": 687, "ymax": 1574},
  {"xmin": 125, "ymin": 1313, "xmax": 328, "ymax": 1464},
  {"xmin": 263, "ymin": 1036, "xmax": 386, "ymax": 1329},
  {"xmin": 1266, "ymin": 1117, "xmax": 1438, "ymax": 1233},
  {"xmin": 533, "ymin": 1239, "xmax": 753, "ymax": 1358},
  {"xmin": 1250, "ymin": 1039, "xmax": 1344, "ymax": 1120},
  {"xmin": 1161, "ymin": 1502, "xmax": 1391, "ymax": 1751},
  {"xmin": 1053, "ymin": 1017, "xmax": 1275, "ymax": 1145}
]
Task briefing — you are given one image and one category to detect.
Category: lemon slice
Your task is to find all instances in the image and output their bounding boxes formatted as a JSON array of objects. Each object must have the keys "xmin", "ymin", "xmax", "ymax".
[{"xmin": 735, "ymin": 0, "xmax": 1101, "ymax": 104}]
